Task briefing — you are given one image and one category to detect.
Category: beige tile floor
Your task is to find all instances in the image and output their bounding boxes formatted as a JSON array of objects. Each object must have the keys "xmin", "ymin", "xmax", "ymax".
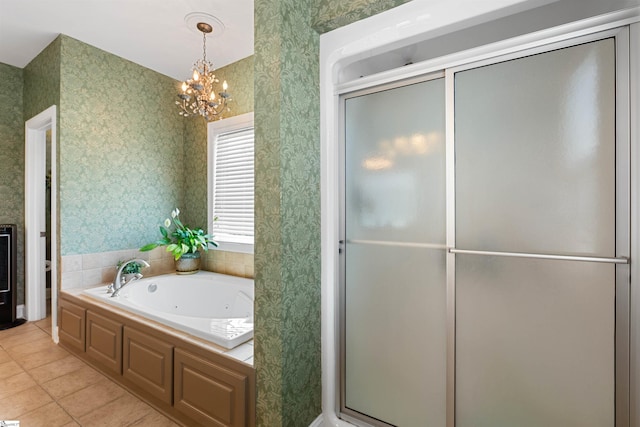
[{"xmin": 0, "ymin": 315, "xmax": 179, "ymax": 426}]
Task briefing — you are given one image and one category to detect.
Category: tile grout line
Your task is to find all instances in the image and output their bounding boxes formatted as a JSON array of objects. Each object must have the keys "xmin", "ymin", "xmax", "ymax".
[
  {"xmin": 7, "ymin": 320, "xmax": 80, "ymax": 424},
  {"xmin": 0, "ymin": 324, "xmax": 52, "ymax": 420},
  {"xmin": 30, "ymin": 318, "xmax": 84, "ymax": 425},
  {"xmin": 6, "ymin": 319, "xmax": 109, "ymax": 426},
  {"xmin": 4, "ymin": 339, "xmax": 57, "ymax": 421}
]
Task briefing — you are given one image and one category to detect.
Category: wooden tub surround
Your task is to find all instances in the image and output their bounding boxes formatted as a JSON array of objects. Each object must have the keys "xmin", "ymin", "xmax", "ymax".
[{"xmin": 58, "ymin": 290, "xmax": 255, "ymax": 427}]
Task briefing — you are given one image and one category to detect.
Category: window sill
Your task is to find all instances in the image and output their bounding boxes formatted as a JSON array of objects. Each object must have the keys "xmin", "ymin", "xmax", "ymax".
[{"xmin": 211, "ymin": 241, "xmax": 254, "ymax": 255}]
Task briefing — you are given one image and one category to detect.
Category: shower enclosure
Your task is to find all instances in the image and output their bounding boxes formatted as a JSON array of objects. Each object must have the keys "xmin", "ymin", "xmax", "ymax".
[{"xmin": 340, "ymin": 28, "xmax": 629, "ymax": 427}]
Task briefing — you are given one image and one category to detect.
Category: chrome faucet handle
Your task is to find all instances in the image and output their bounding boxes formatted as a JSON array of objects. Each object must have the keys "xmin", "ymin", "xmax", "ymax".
[
  {"xmin": 119, "ymin": 272, "xmax": 144, "ymax": 286},
  {"xmin": 127, "ymin": 273, "xmax": 143, "ymax": 283}
]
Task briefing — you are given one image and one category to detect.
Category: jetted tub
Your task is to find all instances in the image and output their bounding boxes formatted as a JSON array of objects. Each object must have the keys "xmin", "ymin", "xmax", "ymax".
[{"xmin": 83, "ymin": 271, "xmax": 254, "ymax": 349}]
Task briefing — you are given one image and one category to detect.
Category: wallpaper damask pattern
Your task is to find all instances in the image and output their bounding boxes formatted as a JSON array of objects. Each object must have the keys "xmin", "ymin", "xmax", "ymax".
[
  {"xmin": 182, "ymin": 115, "xmax": 208, "ymax": 230},
  {"xmin": 213, "ymin": 55, "xmax": 255, "ymax": 118},
  {"xmin": 255, "ymin": 0, "xmax": 285, "ymax": 422},
  {"xmin": 182, "ymin": 55, "xmax": 255, "ymax": 230},
  {"xmin": 58, "ymin": 36, "xmax": 184, "ymax": 255},
  {"xmin": 312, "ymin": 0, "xmax": 412, "ymax": 33},
  {"xmin": 254, "ymin": 0, "xmax": 409, "ymax": 424},
  {"xmin": 0, "ymin": 63, "xmax": 25, "ymax": 304},
  {"xmin": 254, "ymin": 0, "xmax": 321, "ymax": 425}
]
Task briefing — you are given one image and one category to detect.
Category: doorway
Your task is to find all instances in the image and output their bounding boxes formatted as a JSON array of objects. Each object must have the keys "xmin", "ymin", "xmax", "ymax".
[{"xmin": 25, "ymin": 105, "xmax": 58, "ymax": 342}]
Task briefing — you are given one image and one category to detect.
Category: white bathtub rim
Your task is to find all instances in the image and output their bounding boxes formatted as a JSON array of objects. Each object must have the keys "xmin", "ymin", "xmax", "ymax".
[{"xmin": 82, "ymin": 272, "xmax": 254, "ymax": 350}]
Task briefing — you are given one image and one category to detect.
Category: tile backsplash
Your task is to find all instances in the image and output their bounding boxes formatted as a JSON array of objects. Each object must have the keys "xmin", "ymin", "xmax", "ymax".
[
  {"xmin": 61, "ymin": 247, "xmax": 174, "ymax": 289},
  {"xmin": 61, "ymin": 247, "xmax": 254, "ymax": 289},
  {"xmin": 204, "ymin": 250, "xmax": 254, "ymax": 279}
]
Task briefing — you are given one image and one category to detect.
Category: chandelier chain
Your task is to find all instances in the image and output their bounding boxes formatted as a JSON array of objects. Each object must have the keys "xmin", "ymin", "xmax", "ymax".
[{"xmin": 202, "ymin": 32, "xmax": 207, "ymax": 64}]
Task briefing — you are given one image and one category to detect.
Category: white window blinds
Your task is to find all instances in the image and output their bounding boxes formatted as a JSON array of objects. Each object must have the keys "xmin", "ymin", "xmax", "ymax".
[{"xmin": 212, "ymin": 127, "xmax": 254, "ymax": 245}]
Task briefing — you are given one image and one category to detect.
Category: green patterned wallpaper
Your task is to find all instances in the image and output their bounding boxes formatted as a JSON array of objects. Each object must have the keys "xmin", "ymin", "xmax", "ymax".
[
  {"xmin": 214, "ymin": 55, "xmax": 255, "ymax": 118},
  {"xmin": 58, "ymin": 36, "xmax": 184, "ymax": 255},
  {"xmin": 254, "ymin": 0, "xmax": 321, "ymax": 424},
  {"xmin": 182, "ymin": 115, "xmax": 208, "ymax": 230},
  {"xmin": 20, "ymin": 37, "xmax": 253, "ymax": 278},
  {"xmin": 312, "ymin": 0, "xmax": 412, "ymax": 33},
  {"xmin": 0, "ymin": 63, "xmax": 25, "ymax": 304}
]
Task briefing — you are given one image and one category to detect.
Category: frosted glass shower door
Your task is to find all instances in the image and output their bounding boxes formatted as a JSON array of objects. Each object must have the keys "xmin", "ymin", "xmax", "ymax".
[
  {"xmin": 454, "ymin": 38, "xmax": 620, "ymax": 427},
  {"xmin": 342, "ymin": 77, "xmax": 446, "ymax": 426}
]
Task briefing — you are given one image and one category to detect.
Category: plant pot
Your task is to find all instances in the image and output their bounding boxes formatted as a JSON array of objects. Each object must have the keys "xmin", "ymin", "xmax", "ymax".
[{"xmin": 175, "ymin": 252, "xmax": 201, "ymax": 275}]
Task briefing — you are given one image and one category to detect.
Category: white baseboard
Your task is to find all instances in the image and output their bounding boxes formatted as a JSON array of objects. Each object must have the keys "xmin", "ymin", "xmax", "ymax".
[
  {"xmin": 16, "ymin": 304, "xmax": 25, "ymax": 319},
  {"xmin": 309, "ymin": 414, "xmax": 324, "ymax": 427}
]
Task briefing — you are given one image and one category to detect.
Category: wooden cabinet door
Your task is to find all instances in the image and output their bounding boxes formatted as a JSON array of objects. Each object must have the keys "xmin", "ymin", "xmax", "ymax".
[
  {"xmin": 123, "ymin": 326, "xmax": 173, "ymax": 404},
  {"xmin": 174, "ymin": 348, "xmax": 249, "ymax": 427},
  {"xmin": 86, "ymin": 310, "xmax": 122, "ymax": 375},
  {"xmin": 59, "ymin": 299, "xmax": 86, "ymax": 352}
]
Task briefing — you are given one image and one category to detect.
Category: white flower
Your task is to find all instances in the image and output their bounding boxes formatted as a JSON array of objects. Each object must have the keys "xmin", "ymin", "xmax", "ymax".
[
  {"xmin": 171, "ymin": 208, "xmax": 180, "ymax": 218},
  {"xmin": 164, "ymin": 218, "xmax": 171, "ymax": 227}
]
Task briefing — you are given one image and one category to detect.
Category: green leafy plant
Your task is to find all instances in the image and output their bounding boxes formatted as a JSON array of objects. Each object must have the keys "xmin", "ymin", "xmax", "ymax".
[
  {"xmin": 140, "ymin": 208, "xmax": 218, "ymax": 260},
  {"xmin": 116, "ymin": 260, "xmax": 144, "ymax": 274}
]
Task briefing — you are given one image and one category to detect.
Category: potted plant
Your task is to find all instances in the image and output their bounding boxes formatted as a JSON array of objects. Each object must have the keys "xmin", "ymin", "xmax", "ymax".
[{"xmin": 140, "ymin": 208, "xmax": 217, "ymax": 274}]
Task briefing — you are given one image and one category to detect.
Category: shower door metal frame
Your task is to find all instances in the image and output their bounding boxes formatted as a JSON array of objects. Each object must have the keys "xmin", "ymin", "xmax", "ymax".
[{"xmin": 337, "ymin": 24, "xmax": 632, "ymax": 427}]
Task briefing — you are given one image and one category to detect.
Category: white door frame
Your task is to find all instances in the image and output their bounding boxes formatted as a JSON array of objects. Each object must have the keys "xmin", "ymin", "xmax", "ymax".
[{"xmin": 25, "ymin": 105, "xmax": 58, "ymax": 342}]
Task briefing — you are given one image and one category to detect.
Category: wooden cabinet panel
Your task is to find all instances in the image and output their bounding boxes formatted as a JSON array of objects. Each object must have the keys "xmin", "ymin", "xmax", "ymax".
[
  {"xmin": 58, "ymin": 293, "xmax": 255, "ymax": 426},
  {"xmin": 59, "ymin": 299, "xmax": 85, "ymax": 352},
  {"xmin": 86, "ymin": 310, "xmax": 122, "ymax": 374},
  {"xmin": 174, "ymin": 348, "xmax": 248, "ymax": 427},
  {"xmin": 123, "ymin": 326, "xmax": 173, "ymax": 404}
]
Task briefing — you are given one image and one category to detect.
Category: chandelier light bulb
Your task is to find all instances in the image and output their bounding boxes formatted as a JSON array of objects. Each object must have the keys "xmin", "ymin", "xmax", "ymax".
[
  {"xmin": 181, "ymin": 82, "xmax": 188, "ymax": 92},
  {"xmin": 193, "ymin": 70, "xmax": 199, "ymax": 81},
  {"xmin": 223, "ymin": 80, "xmax": 228, "ymax": 91}
]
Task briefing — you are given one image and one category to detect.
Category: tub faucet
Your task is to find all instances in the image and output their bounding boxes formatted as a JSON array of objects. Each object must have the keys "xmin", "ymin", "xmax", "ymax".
[{"xmin": 110, "ymin": 258, "xmax": 150, "ymax": 298}]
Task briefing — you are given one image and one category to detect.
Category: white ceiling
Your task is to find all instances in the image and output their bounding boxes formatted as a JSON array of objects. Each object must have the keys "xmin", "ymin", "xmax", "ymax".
[{"xmin": 0, "ymin": 0, "xmax": 254, "ymax": 81}]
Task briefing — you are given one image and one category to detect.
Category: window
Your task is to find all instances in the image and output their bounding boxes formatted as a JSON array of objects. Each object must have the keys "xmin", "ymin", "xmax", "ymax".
[{"xmin": 208, "ymin": 112, "xmax": 254, "ymax": 253}]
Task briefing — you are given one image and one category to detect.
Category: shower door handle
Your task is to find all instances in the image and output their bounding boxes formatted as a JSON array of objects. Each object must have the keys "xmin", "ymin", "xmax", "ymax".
[
  {"xmin": 448, "ymin": 248, "xmax": 629, "ymax": 264},
  {"xmin": 40, "ymin": 232, "xmax": 46, "ymax": 238}
]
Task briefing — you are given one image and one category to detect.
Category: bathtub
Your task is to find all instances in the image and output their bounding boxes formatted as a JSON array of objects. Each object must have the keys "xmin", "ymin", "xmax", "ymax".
[{"xmin": 83, "ymin": 271, "xmax": 254, "ymax": 349}]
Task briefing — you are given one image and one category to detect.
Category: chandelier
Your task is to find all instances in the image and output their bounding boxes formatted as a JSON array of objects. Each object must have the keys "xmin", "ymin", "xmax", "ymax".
[{"xmin": 176, "ymin": 22, "xmax": 231, "ymax": 122}]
